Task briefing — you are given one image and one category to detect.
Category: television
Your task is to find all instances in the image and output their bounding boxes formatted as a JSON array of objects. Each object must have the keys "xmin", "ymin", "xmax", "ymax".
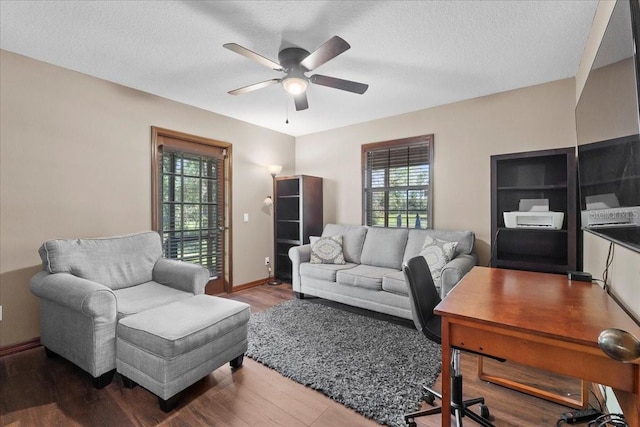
[{"xmin": 575, "ymin": 0, "xmax": 640, "ymax": 254}]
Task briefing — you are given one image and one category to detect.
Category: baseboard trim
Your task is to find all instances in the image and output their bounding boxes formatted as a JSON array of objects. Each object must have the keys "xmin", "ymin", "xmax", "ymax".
[
  {"xmin": 0, "ymin": 337, "xmax": 41, "ymax": 357},
  {"xmin": 232, "ymin": 277, "xmax": 270, "ymax": 292}
]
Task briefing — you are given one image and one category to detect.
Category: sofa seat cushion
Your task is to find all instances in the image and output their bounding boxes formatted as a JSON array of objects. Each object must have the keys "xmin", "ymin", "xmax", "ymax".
[
  {"xmin": 113, "ymin": 281, "xmax": 193, "ymax": 319},
  {"xmin": 300, "ymin": 262, "xmax": 357, "ymax": 282},
  {"xmin": 381, "ymin": 271, "xmax": 410, "ymax": 296},
  {"xmin": 336, "ymin": 264, "xmax": 399, "ymax": 291}
]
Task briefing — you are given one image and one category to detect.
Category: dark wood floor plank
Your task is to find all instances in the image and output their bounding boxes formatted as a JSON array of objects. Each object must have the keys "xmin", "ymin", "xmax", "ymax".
[
  {"xmin": 232, "ymin": 359, "xmax": 328, "ymax": 424},
  {"xmin": 1, "ymin": 282, "xmax": 605, "ymax": 427}
]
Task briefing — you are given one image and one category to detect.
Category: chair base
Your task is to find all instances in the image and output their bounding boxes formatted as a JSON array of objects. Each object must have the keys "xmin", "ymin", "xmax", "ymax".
[{"xmin": 404, "ymin": 383, "xmax": 494, "ymax": 427}]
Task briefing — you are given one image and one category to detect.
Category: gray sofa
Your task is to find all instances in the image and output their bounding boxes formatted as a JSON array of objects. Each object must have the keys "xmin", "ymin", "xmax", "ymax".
[
  {"xmin": 289, "ymin": 224, "xmax": 478, "ymax": 320},
  {"xmin": 30, "ymin": 231, "xmax": 210, "ymax": 387}
]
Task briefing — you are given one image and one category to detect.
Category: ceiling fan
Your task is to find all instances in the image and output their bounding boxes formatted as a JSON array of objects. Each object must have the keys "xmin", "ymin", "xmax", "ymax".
[{"xmin": 223, "ymin": 35, "xmax": 368, "ymax": 111}]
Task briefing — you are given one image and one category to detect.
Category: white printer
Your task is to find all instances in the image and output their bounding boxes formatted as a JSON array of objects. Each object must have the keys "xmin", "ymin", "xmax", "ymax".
[{"xmin": 503, "ymin": 199, "xmax": 564, "ymax": 229}]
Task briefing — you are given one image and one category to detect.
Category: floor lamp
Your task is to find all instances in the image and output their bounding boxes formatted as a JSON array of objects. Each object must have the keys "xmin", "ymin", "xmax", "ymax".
[{"xmin": 266, "ymin": 164, "xmax": 282, "ymax": 286}]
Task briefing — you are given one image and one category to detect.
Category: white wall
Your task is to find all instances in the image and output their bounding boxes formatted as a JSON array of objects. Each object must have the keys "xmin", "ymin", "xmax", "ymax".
[
  {"xmin": 295, "ymin": 78, "xmax": 577, "ymax": 267},
  {"xmin": 0, "ymin": 50, "xmax": 295, "ymax": 346}
]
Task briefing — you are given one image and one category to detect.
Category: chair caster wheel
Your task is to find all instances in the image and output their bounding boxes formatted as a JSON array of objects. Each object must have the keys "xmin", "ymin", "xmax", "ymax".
[
  {"xmin": 422, "ymin": 390, "xmax": 436, "ymax": 405},
  {"xmin": 480, "ymin": 404, "xmax": 491, "ymax": 419}
]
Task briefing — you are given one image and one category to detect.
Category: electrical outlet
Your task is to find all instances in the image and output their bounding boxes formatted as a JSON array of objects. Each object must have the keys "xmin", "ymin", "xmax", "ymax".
[{"xmin": 265, "ymin": 257, "xmax": 270, "ymax": 266}]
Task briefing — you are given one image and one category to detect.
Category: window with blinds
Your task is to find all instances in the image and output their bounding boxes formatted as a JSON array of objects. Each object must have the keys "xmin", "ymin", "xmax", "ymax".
[
  {"xmin": 362, "ymin": 135, "xmax": 433, "ymax": 228},
  {"xmin": 160, "ymin": 149, "xmax": 223, "ymax": 277}
]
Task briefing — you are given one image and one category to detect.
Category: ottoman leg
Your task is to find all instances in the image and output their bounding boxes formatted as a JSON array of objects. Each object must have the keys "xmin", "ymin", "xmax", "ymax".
[
  {"xmin": 121, "ymin": 375, "xmax": 138, "ymax": 389},
  {"xmin": 44, "ymin": 347, "xmax": 58, "ymax": 359},
  {"xmin": 92, "ymin": 369, "xmax": 115, "ymax": 389},
  {"xmin": 230, "ymin": 354, "xmax": 244, "ymax": 370},
  {"xmin": 159, "ymin": 392, "xmax": 181, "ymax": 412}
]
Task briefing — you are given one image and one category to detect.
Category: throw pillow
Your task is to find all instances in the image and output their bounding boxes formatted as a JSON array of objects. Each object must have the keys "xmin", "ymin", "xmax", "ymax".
[
  {"xmin": 310, "ymin": 235, "xmax": 346, "ymax": 264},
  {"xmin": 419, "ymin": 236, "xmax": 458, "ymax": 287}
]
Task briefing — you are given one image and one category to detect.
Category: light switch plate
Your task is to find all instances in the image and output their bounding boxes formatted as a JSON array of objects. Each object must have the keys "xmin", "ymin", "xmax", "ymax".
[{"xmin": 243, "ymin": 213, "xmax": 249, "ymax": 222}]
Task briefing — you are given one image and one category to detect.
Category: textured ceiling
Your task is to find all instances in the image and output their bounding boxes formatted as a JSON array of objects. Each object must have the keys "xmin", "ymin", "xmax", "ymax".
[{"xmin": 0, "ymin": 1, "xmax": 598, "ymax": 137}]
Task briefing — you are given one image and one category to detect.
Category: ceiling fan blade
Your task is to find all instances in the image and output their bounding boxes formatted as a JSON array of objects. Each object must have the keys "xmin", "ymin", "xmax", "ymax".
[
  {"xmin": 294, "ymin": 92, "xmax": 309, "ymax": 111},
  {"xmin": 310, "ymin": 74, "xmax": 368, "ymax": 94},
  {"xmin": 300, "ymin": 36, "xmax": 350, "ymax": 71},
  {"xmin": 228, "ymin": 79, "xmax": 281, "ymax": 95},
  {"xmin": 223, "ymin": 43, "xmax": 283, "ymax": 71}
]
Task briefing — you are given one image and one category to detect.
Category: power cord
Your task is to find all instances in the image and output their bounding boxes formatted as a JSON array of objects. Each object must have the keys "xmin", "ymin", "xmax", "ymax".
[
  {"xmin": 601, "ymin": 242, "xmax": 615, "ymax": 293},
  {"xmin": 487, "ymin": 228, "xmax": 501, "ymax": 267},
  {"xmin": 588, "ymin": 413, "xmax": 627, "ymax": 426}
]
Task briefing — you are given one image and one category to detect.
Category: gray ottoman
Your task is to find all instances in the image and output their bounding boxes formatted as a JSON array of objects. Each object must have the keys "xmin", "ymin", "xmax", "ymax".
[{"xmin": 116, "ymin": 294, "xmax": 250, "ymax": 411}]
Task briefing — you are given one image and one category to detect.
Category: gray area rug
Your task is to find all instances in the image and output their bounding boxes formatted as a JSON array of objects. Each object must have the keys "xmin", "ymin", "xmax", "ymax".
[{"xmin": 246, "ymin": 299, "xmax": 442, "ymax": 427}]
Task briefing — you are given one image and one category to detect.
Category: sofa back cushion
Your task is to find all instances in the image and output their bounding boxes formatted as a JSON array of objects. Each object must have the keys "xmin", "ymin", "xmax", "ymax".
[
  {"xmin": 321, "ymin": 224, "xmax": 368, "ymax": 264},
  {"xmin": 404, "ymin": 229, "xmax": 475, "ymax": 263},
  {"xmin": 360, "ymin": 227, "xmax": 409, "ymax": 269},
  {"xmin": 39, "ymin": 231, "xmax": 163, "ymax": 290}
]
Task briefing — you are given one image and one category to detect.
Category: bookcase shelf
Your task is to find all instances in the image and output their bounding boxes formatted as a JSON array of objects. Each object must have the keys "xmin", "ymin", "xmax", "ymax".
[
  {"xmin": 490, "ymin": 147, "xmax": 579, "ymax": 274},
  {"xmin": 273, "ymin": 175, "xmax": 323, "ymax": 281}
]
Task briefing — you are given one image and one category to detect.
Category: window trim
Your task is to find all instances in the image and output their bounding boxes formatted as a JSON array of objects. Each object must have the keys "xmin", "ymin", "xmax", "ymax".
[
  {"xmin": 151, "ymin": 126, "xmax": 233, "ymax": 293},
  {"xmin": 361, "ymin": 134, "xmax": 434, "ymax": 228}
]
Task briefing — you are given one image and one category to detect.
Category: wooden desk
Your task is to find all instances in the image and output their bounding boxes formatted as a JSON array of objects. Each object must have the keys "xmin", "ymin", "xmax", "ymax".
[{"xmin": 434, "ymin": 267, "xmax": 640, "ymax": 427}]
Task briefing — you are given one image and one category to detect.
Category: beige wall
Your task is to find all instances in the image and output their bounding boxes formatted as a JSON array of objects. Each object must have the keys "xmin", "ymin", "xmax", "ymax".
[
  {"xmin": 576, "ymin": 0, "xmax": 640, "ymax": 323},
  {"xmin": 0, "ymin": 50, "xmax": 295, "ymax": 346},
  {"xmin": 295, "ymin": 78, "xmax": 577, "ymax": 266}
]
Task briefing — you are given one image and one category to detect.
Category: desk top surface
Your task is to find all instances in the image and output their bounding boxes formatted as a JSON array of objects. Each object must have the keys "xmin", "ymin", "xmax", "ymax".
[{"xmin": 435, "ymin": 267, "xmax": 640, "ymax": 348}]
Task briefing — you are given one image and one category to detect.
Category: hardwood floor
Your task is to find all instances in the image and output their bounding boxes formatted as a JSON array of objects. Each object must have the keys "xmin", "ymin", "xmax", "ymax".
[{"xmin": 0, "ymin": 283, "xmax": 602, "ymax": 426}]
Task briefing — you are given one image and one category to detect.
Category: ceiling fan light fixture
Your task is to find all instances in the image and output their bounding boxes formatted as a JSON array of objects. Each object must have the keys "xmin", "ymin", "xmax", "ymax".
[{"xmin": 282, "ymin": 76, "xmax": 308, "ymax": 95}]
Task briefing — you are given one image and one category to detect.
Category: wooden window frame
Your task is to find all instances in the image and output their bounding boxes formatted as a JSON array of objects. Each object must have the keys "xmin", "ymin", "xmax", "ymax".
[
  {"xmin": 151, "ymin": 127, "xmax": 233, "ymax": 293},
  {"xmin": 361, "ymin": 134, "xmax": 434, "ymax": 228}
]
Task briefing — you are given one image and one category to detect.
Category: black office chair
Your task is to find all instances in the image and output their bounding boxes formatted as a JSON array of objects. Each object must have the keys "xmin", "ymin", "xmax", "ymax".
[{"xmin": 403, "ymin": 255, "xmax": 495, "ymax": 427}]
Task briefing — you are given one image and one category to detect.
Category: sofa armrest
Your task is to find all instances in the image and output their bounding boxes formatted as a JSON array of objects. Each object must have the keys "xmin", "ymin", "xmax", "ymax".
[
  {"xmin": 289, "ymin": 244, "xmax": 311, "ymax": 292},
  {"xmin": 440, "ymin": 253, "xmax": 478, "ymax": 298},
  {"xmin": 29, "ymin": 271, "xmax": 116, "ymax": 319},
  {"xmin": 152, "ymin": 258, "xmax": 209, "ymax": 295}
]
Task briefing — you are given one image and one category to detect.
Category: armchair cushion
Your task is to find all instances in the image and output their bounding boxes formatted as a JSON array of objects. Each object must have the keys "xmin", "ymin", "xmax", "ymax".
[
  {"xmin": 113, "ymin": 282, "xmax": 194, "ymax": 319},
  {"xmin": 39, "ymin": 231, "xmax": 162, "ymax": 290}
]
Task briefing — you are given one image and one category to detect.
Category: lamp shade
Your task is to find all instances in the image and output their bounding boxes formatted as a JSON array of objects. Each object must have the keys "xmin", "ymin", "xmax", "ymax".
[
  {"xmin": 282, "ymin": 76, "xmax": 308, "ymax": 95},
  {"xmin": 267, "ymin": 164, "xmax": 282, "ymax": 176}
]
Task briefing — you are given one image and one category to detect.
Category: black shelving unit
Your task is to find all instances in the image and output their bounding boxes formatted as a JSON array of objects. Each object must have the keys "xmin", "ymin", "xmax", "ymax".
[
  {"xmin": 490, "ymin": 147, "xmax": 578, "ymax": 274},
  {"xmin": 273, "ymin": 175, "xmax": 323, "ymax": 281}
]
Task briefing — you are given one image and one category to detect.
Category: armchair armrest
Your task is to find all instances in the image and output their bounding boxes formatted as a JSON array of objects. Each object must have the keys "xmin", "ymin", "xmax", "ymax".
[
  {"xmin": 288, "ymin": 244, "xmax": 311, "ymax": 292},
  {"xmin": 29, "ymin": 271, "xmax": 116, "ymax": 319},
  {"xmin": 440, "ymin": 253, "xmax": 478, "ymax": 298},
  {"xmin": 152, "ymin": 258, "xmax": 209, "ymax": 295}
]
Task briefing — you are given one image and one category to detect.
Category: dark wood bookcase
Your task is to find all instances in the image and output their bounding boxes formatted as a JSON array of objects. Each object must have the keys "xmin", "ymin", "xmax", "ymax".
[
  {"xmin": 273, "ymin": 175, "xmax": 323, "ymax": 281},
  {"xmin": 490, "ymin": 147, "xmax": 578, "ymax": 274}
]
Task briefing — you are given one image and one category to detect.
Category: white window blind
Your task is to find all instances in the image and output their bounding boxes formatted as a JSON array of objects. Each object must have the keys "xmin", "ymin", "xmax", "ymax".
[
  {"xmin": 363, "ymin": 135, "xmax": 433, "ymax": 228},
  {"xmin": 160, "ymin": 148, "xmax": 223, "ymax": 277}
]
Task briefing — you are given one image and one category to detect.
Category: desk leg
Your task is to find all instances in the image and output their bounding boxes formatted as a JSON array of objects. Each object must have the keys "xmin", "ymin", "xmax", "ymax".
[{"xmin": 441, "ymin": 317, "xmax": 452, "ymax": 427}]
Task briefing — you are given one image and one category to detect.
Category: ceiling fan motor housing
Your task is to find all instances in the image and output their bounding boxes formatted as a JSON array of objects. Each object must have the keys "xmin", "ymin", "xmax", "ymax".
[{"xmin": 278, "ymin": 47, "xmax": 311, "ymax": 72}]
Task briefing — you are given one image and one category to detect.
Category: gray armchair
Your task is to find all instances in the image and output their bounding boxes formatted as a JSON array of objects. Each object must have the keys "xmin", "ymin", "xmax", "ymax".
[{"xmin": 30, "ymin": 231, "xmax": 209, "ymax": 388}]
